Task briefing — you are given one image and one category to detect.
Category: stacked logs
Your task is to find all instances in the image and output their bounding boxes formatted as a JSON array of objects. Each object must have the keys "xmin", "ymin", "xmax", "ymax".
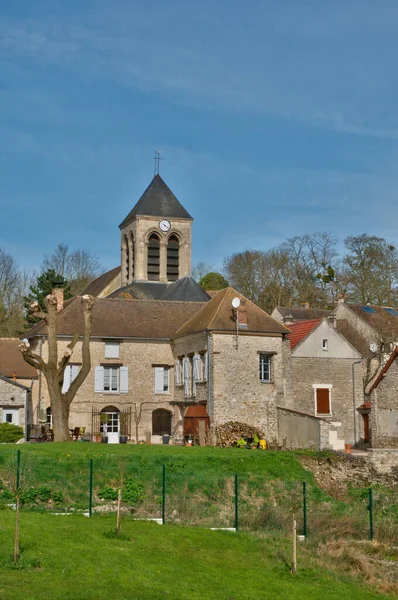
[{"xmin": 215, "ymin": 421, "xmax": 264, "ymax": 447}]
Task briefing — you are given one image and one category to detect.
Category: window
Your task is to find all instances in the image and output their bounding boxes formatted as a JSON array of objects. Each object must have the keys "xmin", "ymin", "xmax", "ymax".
[
  {"xmin": 314, "ymin": 386, "xmax": 332, "ymax": 415},
  {"xmin": 167, "ymin": 235, "xmax": 179, "ymax": 281},
  {"xmin": 147, "ymin": 233, "xmax": 160, "ymax": 281},
  {"xmin": 154, "ymin": 367, "xmax": 170, "ymax": 394},
  {"xmin": 62, "ymin": 364, "xmax": 80, "ymax": 393},
  {"xmin": 259, "ymin": 354, "xmax": 271, "ymax": 382},
  {"xmin": 100, "ymin": 406, "xmax": 120, "ymax": 433},
  {"xmin": 105, "ymin": 341, "xmax": 120, "ymax": 359},
  {"xmin": 95, "ymin": 366, "xmax": 128, "ymax": 393},
  {"xmin": 46, "ymin": 407, "xmax": 52, "ymax": 427},
  {"xmin": 322, "ymin": 339, "xmax": 328, "ymax": 351},
  {"xmin": 6, "ymin": 413, "xmax": 12, "ymax": 423},
  {"xmin": 152, "ymin": 408, "xmax": 172, "ymax": 435}
]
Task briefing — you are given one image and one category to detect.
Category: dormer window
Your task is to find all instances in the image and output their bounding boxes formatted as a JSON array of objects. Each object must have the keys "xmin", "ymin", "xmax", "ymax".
[
  {"xmin": 322, "ymin": 339, "xmax": 328, "ymax": 351},
  {"xmin": 105, "ymin": 341, "xmax": 120, "ymax": 359}
]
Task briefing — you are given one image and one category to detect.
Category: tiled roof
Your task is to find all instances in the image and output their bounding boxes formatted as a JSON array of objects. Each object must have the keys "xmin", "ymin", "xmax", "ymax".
[
  {"xmin": 24, "ymin": 297, "xmax": 206, "ymax": 340},
  {"xmin": 175, "ymin": 287, "xmax": 290, "ymax": 338},
  {"xmin": 343, "ymin": 304, "xmax": 398, "ymax": 338},
  {"xmin": 119, "ymin": 175, "xmax": 192, "ymax": 228},
  {"xmin": 275, "ymin": 306, "xmax": 331, "ymax": 321},
  {"xmin": 0, "ymin": 338, "xmax": 38, "ymax": 379},
  {"xmin": 80, "ymin": 266, "xmax": 121, "ymax": 297},
  {"xmin": 285, "ymin": 319, "xmax": 321, "ymax": 350},
  {"xmin": 109, "ymin": 276, "xmax": 210, "ymax": 302}
]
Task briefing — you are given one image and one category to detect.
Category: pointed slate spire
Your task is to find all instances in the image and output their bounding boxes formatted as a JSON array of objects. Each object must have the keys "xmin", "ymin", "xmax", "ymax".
[{"xmin": 119, "ymin": 174, "xmax": 193, "ymax": 229}]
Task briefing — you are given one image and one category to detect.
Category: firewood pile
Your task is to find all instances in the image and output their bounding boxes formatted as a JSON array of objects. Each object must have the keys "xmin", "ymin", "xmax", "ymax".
[{"xmin": 215, "ymin": 421, "xmax": 264, "ymax": 447}]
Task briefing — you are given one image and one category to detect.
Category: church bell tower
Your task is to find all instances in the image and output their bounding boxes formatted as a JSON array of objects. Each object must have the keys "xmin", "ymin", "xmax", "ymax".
[{"xmin": 119, "ymin": 174, "xmax": 193, "ymax": 287}]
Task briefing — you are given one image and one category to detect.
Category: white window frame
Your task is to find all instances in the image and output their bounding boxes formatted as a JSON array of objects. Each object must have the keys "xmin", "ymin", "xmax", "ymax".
[
  {"xmin": 259, "ymin": 353, "xmax": 272, "ymax": 383},
  {"xmin": 62, "ymin": 364, "xmax": 80, "ymax": 393},
  {"xmin": 105, "ymin": 341, "xmax": 120, "ymax": 359},
  {"xmin": 154, "ymin": 367, "xmax": 170, "ymax": 394},
  {"xmin": 313, "ymin": 384, "xmax": 333, "ymax": 416},
  {"xmin": 322, "ymin": 338, "xmax": 328, "ymax": 351},
  {"xmin": 95, "ymin": 366, "xmax": 128, "ymax": 394}
]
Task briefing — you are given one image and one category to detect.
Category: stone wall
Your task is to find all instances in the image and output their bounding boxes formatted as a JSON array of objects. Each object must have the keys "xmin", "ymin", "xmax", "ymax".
[
  {"xmin": 210, "ymin": 333, "xmax": 286, "ymax": 441},
  {"xmin": 277, "ymin": 406, "xmax": 345, "ymax": 450},
  {"xmin": 0, "ymin": 378, "xmax": 27, "ymax": 430},
  {"xmin": 31, "ymin": 337, "xmax": 176, "ymax": 441},
  {"xmin": 370, "ymin": 359, "xmax": 398, "ymax": 447},
  {"xmin": 365, "ymin": 449, "xmax": 398, "ymax": 474},
  {"xmin": 291, "ymin": 357, "xmax": 363, "ymax": 444}
]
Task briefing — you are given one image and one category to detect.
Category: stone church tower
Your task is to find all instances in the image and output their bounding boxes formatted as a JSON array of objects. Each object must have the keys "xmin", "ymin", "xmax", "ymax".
[{"xmin": 119, "ymin": 175, "xmax": 193, "ymax": 286}]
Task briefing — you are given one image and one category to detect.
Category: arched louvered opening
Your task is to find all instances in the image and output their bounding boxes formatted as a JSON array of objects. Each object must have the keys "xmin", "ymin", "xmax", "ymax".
[
  {"xmin": 147, "ymin": 233, "xmax": 160, "ymax": 281},
  {"xmin": 129, "ymin": 232, "xmax": 134, "ymax": 281},
  {"xmin": 123, "ymin": 235, "xmax": 129, "ymax": 282},
  {"xmin": 152, "ymin": 408, "xmax": 172, "ymax": 435},
  {"xmin": 167, "ymin": 235, "xmax": 179, "ymax": 281}
]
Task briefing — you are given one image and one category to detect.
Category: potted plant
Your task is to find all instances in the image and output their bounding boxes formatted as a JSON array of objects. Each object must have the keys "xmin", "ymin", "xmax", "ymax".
[{"xmin": 94, "ymin": 433, "xmax": 102, "ymax": 443}]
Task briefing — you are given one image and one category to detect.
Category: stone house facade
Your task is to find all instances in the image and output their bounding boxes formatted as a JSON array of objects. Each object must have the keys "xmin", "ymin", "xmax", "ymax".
[
  {"xmin": 0, "ymin": 375, "xmax": 32, "ymax": 439},
  {"xmin": 285, "ymin": 318, "xmax": 363, "ymax": 448}
]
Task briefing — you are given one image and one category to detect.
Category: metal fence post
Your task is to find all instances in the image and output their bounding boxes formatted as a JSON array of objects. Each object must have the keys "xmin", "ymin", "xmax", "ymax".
[
  {"xmin": 234, "ymin": 474, "xmax": 239, "ymax": 531},
  {"xmin": 369, "ymin": 488, "xmax": 374, "ymax": 541},
  {"xmin": 303, "ymin": 482, "xmax": 307, "ymax": 537},
  {"xmin": 89, "ymin": 459, "xmax": 93, "ymax": 517},
  {"xmin": 16, "ymin": 449, "xmax": 21, "ymax": 491},
  {"xmin": 162, "ymin": 465, "xmax": 166, "ymax": 525}
]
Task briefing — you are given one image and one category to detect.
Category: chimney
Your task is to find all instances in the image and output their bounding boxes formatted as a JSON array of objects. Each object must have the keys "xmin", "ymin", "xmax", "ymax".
[
  {"xmin": 338, "ymin": 293, "xmax": 344, "ymax": 305},
  {"xmin": 52, "ymin": 283, "xmax": 64, "ymax": 312},
  {"xmin": 303, "ymin": 302, "xmax": 310, "ymax": 310},
  {"xmin": 236, "ymin": 298, "xmax": 248, "ymax": 328}
]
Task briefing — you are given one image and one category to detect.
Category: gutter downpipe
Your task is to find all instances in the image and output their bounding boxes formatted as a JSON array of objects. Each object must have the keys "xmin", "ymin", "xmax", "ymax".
[{"xmin": 352, "ymin": 359, "xmax": 363, "ymax": 447}]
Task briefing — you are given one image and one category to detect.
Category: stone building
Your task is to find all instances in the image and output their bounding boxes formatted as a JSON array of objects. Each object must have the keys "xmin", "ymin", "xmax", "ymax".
[
  {"xmin": 0, "ymin": 338, "xmax": 37, "ymax": 436},
  {"xmin": 24, "ymin": 173, "xmax": 291, "ymax": 443},
  {"xmin": 281, "ymin": 318, "xmax": 363, "ymax": 449}
]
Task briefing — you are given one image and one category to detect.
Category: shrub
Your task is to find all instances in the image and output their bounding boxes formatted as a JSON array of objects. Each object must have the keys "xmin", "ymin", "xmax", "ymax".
[
  {"xmin": 0, "ymin": 423, "xmax": 24, "ymax": 444},
  {"xmin": 123, "ymin": 478, "xmax": 145, "ymax": 505},
  {"xmin": 98, "ymin": 478, "xmax": 145, "ymax": 506}
]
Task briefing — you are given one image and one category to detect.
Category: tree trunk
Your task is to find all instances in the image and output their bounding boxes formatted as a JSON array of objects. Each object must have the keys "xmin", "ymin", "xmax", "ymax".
[{"xmin": 48, "ymin": 373, "xmax": 71, "ymax": 442}]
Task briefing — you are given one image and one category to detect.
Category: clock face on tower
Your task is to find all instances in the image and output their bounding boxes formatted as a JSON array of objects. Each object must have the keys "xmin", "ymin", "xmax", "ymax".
[{"xmin": 159, "ymin": 219, "xmax": 171, "ymax": 232}]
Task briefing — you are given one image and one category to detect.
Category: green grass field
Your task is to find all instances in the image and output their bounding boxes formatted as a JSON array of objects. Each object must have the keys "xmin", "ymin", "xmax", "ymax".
[{"xmin": 0, "ymin": 510, "xmax": 394, "ymax": 600}]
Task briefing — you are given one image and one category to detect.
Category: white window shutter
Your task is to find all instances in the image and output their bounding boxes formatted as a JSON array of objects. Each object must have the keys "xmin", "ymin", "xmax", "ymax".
[
  {"xmin": 62, "ymin": 365, "xmax": 71, "ymax": 393},
  {"xmin": 174, "ymin": 360, "xmax": 180, "ymax": 386},
  {"xmin": 155, "ymin": 367, "xmax": 164, "ymax": 393},
  {"xmin": 95, "ymin": 366, "xmax": 104, "ymax": 392},
  {"xmin": 71, "ymin": 365, "xmax": 79, "ymax": 382},
  {"xmin": 203, "ymin": 352, "xmax": 208, "ymax": 382},
  {"xmin": 120, "ymin": 366, "xmax": 128, "ymax": 393}
]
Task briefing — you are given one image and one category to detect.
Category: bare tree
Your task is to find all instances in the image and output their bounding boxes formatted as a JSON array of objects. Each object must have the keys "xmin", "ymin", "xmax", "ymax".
[
  {"xmin": 0, "ymin": 248, "xmax": 32, "ymax": 336},
  {"xmin": 131, "ymin": 401, "xmax": 159, "ymax": 443},
  {"xmin": 42, "ymin": 243, "xmax": 103, "ymax": 295},
  {"xmin": 342, "ymin": 234, "xmax": 398, "ymax": 305},
  {"xmin": 20, "ymin": 294, "xmax": 94, "ymax": 442},
  {"xmin": 191, "ymin": 261, "xmax": 214, "ymax": 283}
]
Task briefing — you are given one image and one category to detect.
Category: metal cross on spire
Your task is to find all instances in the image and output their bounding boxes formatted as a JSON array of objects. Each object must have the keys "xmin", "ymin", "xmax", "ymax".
[{"xmin": 153, "ymin": 150, "xmax": 164, "ymax": 176}]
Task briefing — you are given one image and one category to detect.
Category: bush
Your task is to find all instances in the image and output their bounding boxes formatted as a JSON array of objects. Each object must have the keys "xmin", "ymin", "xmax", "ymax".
[
  {"xmin": 0, "ymin": 423, "xmax": 24, "ymax": 443},
  {"xmin": 98, "ymin": 478, "xmax": 145, "ymax": 506}
]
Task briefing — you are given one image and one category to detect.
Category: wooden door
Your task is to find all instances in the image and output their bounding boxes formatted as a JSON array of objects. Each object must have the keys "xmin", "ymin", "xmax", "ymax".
[
  {"xmin": 184, "ymin": 405, "xmax": 210, "ymax": 440},
  {"xmin": 316, "ymin": 388, "xmax": 330, "ymax": 415}
]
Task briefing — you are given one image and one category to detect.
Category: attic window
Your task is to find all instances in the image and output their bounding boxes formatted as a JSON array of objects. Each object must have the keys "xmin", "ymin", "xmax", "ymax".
[
  {"xmin": 322, "ymin": 339, "xmax": 328, "ymax": 351},
  {"xmin": 360, "ymin": 306, "xmax": 376, "ymax": 314},
  {"xmin": 167, "ymin": 235, "xmax": 179, "ymax": 282},
  {"xmin": 147, "ymin": 234, "xmax": 160, "ymax": 281}
]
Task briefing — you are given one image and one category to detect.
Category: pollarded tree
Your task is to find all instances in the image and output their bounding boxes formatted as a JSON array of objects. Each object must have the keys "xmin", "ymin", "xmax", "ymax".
[{"xmin": 19, "ymin": 293, "xmax": 94, "ymax": 442}]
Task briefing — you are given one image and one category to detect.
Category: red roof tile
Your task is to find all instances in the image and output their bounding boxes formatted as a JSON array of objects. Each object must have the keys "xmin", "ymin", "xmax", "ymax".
[{"xmin": 286, "ymin": 319, "xmax": 321, "ymax": 350}]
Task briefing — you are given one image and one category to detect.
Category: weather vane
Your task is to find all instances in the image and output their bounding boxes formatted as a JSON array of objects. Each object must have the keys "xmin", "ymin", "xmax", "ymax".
[{"xmin": 153, "ymin": 150, "xmax": 164, "ymax": 176}]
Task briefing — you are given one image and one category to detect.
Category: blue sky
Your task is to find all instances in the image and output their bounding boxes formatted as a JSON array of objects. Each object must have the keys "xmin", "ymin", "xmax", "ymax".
[{"xmin": 1, "ymin": 0, "xmax": 398, "ymax": 274}]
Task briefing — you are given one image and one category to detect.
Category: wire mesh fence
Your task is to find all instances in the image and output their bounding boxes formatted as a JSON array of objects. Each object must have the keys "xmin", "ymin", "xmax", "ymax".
[{"xmin": 0, "ymin": 450, "xmax": 397, "ymax": 543}]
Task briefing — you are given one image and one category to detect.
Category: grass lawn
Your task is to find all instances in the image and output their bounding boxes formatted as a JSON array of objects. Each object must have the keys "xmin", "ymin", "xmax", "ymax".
[{"xmin": 0, "ymin": 510, "xmax": 393, "ymax": 600}]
